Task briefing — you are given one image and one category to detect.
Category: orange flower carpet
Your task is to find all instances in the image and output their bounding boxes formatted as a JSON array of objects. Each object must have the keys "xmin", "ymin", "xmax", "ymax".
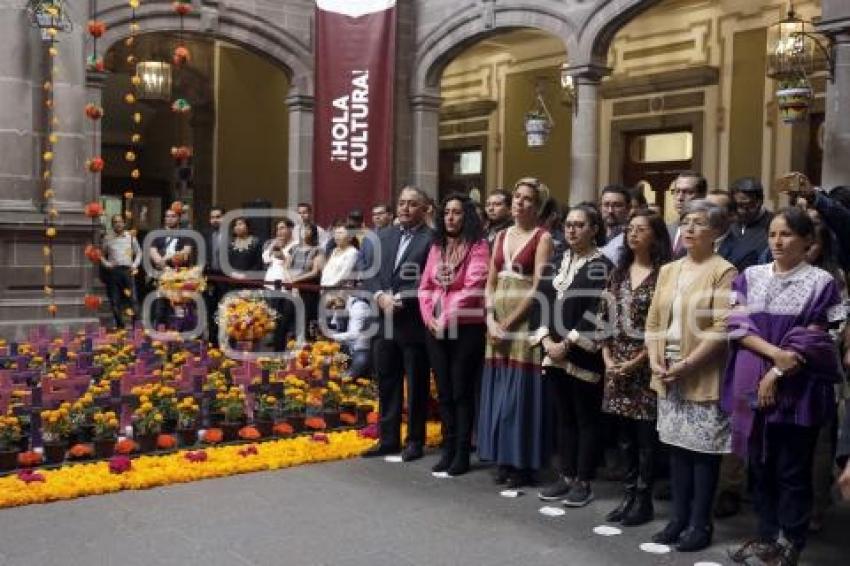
[{"xmin": 0, "ymin": 423, "xmax": 441, "ymax": 509}]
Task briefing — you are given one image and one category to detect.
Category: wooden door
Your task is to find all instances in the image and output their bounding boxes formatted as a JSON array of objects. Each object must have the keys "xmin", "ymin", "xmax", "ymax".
[{"xmin": 622, "ymin": 129, "xmax": 694, "ymax": 216}]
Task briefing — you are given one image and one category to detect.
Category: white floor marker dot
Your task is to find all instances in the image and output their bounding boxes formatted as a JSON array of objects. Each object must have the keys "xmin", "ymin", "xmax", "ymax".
[
  {"xmin": 639, "ymin": 542, "xmax": 671, "ymax": 554},
  {"xmin": 431, "ymin": 471, "xmax": 450, "ymax": 479},
  {"xmin": 593, "ymin": 525, "xmax": 622, "ymax": 536},
  {"xmin": 384, "ymin": 455, "xmax": 403, "ymax": 463},
  {"xmin": 499, "ymin": 489, "xmax": 523, "ymax": 498},
  {"xmin": 539, "ymin": 506, "xmax": 566, "ymax": 517}
]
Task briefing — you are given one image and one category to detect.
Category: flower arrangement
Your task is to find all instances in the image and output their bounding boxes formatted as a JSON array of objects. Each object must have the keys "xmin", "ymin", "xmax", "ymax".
[
  {"xmin": 115, "ymin": 439, "xmax": 136, "ymax": 455},
  {"xmin": 17, "ymin": 451, "xmax": 42, "ymax": 467},
  {"xmin": 68, "ymin": 443, "xmax": 93, "ymax": 459},
  {"xmin": 157, "ymin": 434, "xmax": 177, "ymax": 450},
  {"xmin": 132, "ymin": 384, "xmax": 177, "ymax": 422},
  {"xmin": 323, "ymin": 380, "xmax": 342, "ymax": 411},
  {"xmin": 0, "ymin": 415, "xmax": 22, "ymax": 451},
  {"xmin": 41, "ymin": 403, "xmax": 72, "ymax": 444},
  {"xmin": 217, "ymin": 291, "xmax": 278, "ymax": 342},
  {"xmin": 159, "ymin": 266, "xmax": 207, "ymax": 304},
  {"xmin": 215, "ymin": 386, "xmax": 246, "ymax": 424},
  {"xmin": 92, "ymin": 410, "xmax": 119, "ymax": 441},
  {"xmin": 202, "ymin": 428, "xmax": 223, "ymax": 444},
  {"xmin": 132, "ymin": 400, "xmax": 163, "ymax": 436},
  {"xmin": 254, "ymin": 394, "xmax": 277, "ymax": 422},
  {"xmin": 176, "ymin": 397, "xmax": 199, "ymax": 429},
  {"xmin": 238, "ymin": 426, "xmax": 261, "ymax": 441},
  {"xmin": 69, "ymin": 392, "xmax": 96, "ymax": 430}
]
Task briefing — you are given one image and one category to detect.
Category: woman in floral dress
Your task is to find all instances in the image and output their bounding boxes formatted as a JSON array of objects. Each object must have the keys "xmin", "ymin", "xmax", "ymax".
[{"xmin": 600, "ymin": 209, "xmax": 671, "ymax": 526}]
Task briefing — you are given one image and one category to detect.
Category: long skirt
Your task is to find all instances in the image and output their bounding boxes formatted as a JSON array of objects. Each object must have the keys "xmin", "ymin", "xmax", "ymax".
[{"xmin": 477, "ymin": 274, "xmax": 547, "ymax": 470}]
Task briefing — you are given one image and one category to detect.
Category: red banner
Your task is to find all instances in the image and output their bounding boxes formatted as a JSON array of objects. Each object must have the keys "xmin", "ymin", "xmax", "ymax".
[{"xmin": 313, "ymin": 0, "xmax": 396, "ymax": 226}]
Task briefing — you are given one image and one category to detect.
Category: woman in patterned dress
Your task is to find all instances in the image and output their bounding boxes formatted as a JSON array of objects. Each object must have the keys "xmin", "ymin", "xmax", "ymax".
[
  {"xmin": 600, "ymin": 209, "xmax": 671, "ymax": 526},
  {"xmin": 477, "ymin": 178, "xmax": 553, "ymax": 489},
  {"xmin": 645, "ymin": 199, "xmax": 737, "ymax": 552}
]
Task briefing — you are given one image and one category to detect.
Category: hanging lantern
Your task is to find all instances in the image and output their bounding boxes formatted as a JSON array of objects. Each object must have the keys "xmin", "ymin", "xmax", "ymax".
[
  {"xmin": 135, "ymin": 61, "xmax": 172, "ymax": 100},
  {"xmin": 27, "ymin": 1, "xmax": 73, "ymax": 39},
  {"xmin": 524, "ymin": 83, "xmax": 554, "ymax": 148}
]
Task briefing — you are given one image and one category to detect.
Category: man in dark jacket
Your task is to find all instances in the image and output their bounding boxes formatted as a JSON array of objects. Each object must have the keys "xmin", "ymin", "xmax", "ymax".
[
  {"xmin": 362, "ymin": 186, "xmax": 435, "ymax": 462},
  {"xmin": 726, "ymin": 177, "xmax": 772, "ymax": 271}
]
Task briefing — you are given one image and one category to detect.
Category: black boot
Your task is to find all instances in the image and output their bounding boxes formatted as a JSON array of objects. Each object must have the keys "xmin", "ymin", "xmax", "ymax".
[
  {"xmin": 447, "ymin": 449, "xmax": 470, "ymax": 476},
  {"xmin": 621, "ymin": 489, "xmax": 654, "ymax": 526},
  {"xmin": 605, "ymin": 489, "xmax": 636, "ymax": 523},
  {"xmin": 431, "ymin": 448, "xmax": 454, "ymax": 473}
]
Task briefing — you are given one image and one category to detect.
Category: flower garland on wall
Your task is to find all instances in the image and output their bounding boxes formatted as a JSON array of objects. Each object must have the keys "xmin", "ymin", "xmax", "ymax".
[
  {"xmin": 171, "ymin": 1, "xmax": 193, "ymax": 188},
  {"xmin": 27, "ymin": 1, "xmax": 73, "ymax": 318},
  {"xmin": 0, "ymin": 425, "xmax": 442, "ymax": 509},
  {"xmin": 124, "ymin": 0, "xmax": 142, "ymax": 234}
]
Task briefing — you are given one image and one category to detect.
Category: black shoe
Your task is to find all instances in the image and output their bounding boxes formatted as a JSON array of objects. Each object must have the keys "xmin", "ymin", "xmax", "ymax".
[
  {"xmin": 361, "ymin": 443, "xmax": 400, "ymax": 458},
  {"xmin": 653, "ymin": 480, "xmax": 672, "ymax": 501},
  {"xmin": 563, "ymin": 482, "xmax": 594, "ymax": 508},
  {"xmin": 652, "ymin": 521, "xmax": 687, "ymax": 545},
  {"xmin": 401, "ymin": 443, "xmax": 424, "ymax": 462},
  {"xmin": 538, "ymin": 476, "xmax": 573, "ymax": 501},
  {"xmin": 728, "ymin": 539, "xmax": 780, "ymax": 564},
  {"xmin": 714, "ymin": 490, "xmax": 742, "ymax": 519},
  {"xmin": 493, "ymin": 465, "xmax": 511, "ymax": 485},
  {"xmin": 447, "ymin": 452, "xmax": 470, "ymax": 476},
  {"xmin": 773, "ymin": 540, "xmax": 801, "ymax": 566},
  {"xmin": 431, "ymin": 450, "xmax": 454, "ymax": 473},
  {"xmin": 505, "ymin": 469, "xmax": 531, "ymax": 489},
  {"xmin": 675, "ymin": 525, "xmax": 713, "ymax": 553},
  {"xmin": 605, "ymin": 491, "xmax": 636, "ymax": 522},
  {"xmin": 621, "ymin": 490, "xmax": 654, "ymax": 526}
]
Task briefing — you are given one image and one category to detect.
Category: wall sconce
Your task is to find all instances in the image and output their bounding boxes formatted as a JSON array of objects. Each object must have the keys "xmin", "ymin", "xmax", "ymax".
[
  {"xmin": 136, "ymin": 61, "xmax": 173, "ymax": 101},
  {"xmin": 560, "ymin": 64, "xmax": 577, "ymax": 110},
  {"xmin": 767, "ymin": 3, "xmax": 835, "ymax": 123}
]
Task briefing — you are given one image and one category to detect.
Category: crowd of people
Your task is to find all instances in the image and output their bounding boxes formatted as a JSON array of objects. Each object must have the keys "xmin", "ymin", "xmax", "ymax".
[{"xmin": 96, "ymin": 172, "xmax": 850, "ymax": 565}]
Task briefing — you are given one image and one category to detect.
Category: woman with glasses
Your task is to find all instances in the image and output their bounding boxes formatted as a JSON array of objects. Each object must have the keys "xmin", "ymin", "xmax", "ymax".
[
  {"xmin": 645, "ymin": 199, "xmax": 736, "ymax": 552},
  {"xmin": 478, "ymin": 178, "xmax": 554, "ymax": 489},
  {"xmin": 725, "ymin": 208, "xmax": 843, "ymax": 566},
  {"xmin": 534, "ymin": 203, "xmax": 612, "ymax": 507},
  {"xmin": 600, "ymin": 210, "xmax": 671, "ymax": 525}
]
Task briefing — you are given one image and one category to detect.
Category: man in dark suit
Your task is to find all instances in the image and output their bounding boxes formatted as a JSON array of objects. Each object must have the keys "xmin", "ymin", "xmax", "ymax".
[
  {"xmin": 202, "ymin": 206, "xmax": 226, "ymax": 344},
  {"xmin": 362, "ymin": 186, "xmax": 435, "ymax": 461},
  {"xmin": 668, "ymin": 171, "xmax": 707, "ymax": 258}
]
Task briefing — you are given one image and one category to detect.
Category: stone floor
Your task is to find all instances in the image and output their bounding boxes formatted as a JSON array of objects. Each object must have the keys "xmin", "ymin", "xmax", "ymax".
[{"xmin": 0, "ymin": 453, "xmax": 847, "ymax": 566}]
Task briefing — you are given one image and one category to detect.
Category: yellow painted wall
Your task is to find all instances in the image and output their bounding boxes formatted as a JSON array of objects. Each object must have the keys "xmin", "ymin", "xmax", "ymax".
[
  {"xmin": 728, "ymin": 28, "xmax": 767, "ymax": 183},
  {"xmin": 215, "ymin": 43, "xmax": 289, "ymax": 211},
  {"xmin": 503, "ymin": 67, "xmax": 572, "ymax": 203}
]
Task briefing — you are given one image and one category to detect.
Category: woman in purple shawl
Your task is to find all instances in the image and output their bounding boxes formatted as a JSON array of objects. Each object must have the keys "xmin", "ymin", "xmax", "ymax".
[{"xmin": 724, "ymin": 208, "xmax": 844, "ymax": 566}]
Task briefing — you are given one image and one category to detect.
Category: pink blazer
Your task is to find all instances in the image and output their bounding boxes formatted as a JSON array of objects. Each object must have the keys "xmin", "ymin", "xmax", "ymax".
[{"xmin": 419, "ymin": 239, "xmax": 490, "ymax": 328}]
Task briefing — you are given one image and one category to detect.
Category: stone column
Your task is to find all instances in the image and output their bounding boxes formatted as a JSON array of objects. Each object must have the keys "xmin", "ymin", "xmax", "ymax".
[
  {"xmin": 565, "ymin": 65, "xmax": 609, "ymax": 205},
  {"xmin": 410, "ymin": 92, "xmax": 442, "ymax": 200},
  {"xmin": 819, "ymin": 32, "xmax": 850, "ymax": 188},
  {"xmin": 286, "ymin": 92, "xmax": 314, "ymax": 208}
]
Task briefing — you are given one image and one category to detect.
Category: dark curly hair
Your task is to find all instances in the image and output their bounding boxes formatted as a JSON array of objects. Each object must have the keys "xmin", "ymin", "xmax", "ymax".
[
  {"xmin": 434, "ymin": 192, "xmax": 484, "ymax": 247},
  {"xmin": 611, "ymin": 209, "xmax": 672, "ymax": 285}
]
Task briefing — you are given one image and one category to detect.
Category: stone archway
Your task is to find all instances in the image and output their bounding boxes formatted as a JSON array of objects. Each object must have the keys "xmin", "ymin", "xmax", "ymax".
[
  {"xmin": 90, "ymin": 1, "xmax": 316, "ymax": 206},
  {"xmin": 405, "ymin": 0, "xmax": 665, "ymax": 201},
  {"xmin": 408, "ymin": 2, "xmax": 575, "ymax": 197}
]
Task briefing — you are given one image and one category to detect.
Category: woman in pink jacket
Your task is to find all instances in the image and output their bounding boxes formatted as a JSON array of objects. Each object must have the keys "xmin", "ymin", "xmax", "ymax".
[{"xmin": 419, "ymin": 193, "xmax": 490, "ymax": 476}]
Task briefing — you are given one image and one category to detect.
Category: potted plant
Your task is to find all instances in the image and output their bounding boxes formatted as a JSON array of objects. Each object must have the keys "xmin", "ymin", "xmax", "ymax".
[
  {"xmin": 216, "ymin": 386, "xmax": 246, "ymax": 441},
  {"xmin": 776, "ymin": 76, "xmax": 813, "ymax": 124},
  {"xmin": 92, "ymin": 409, "xmax": 119, "ymax": 459},
  {"xmin": 524, "ymin": 109, "xmax": 551, "ymax": 148},
  {"xmin": 283, "ymin": 386, "xmax": 307, "ymax": 432},
  {"xmin": 253, "ymin": 394, "xmax": 277, "ymax": 437},
  {"xmin": 132, "ymin": 399, "xmax": 163, "ymax": 452},
  {"xmin": 69, "ymin": 392, "xmax": 96, "ymax": 444},
  {"xmin": 176, "ymin": 396, "xmax": 200, "ymax": 447},
  {"xmin": 322, "ymin": 381, "xmax": 342, "ymax": 429},
  {"xmin": 40, "ymin": 404, "xmax": 72, "ymax": 464},
  {"xmin": 0, "ymin": 414, "xmax": 23, "ymax": 471}
]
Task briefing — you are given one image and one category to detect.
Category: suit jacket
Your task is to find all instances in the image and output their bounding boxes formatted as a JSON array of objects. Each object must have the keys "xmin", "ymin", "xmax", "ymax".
[{"xmin": 366, "ymin": 224, "xmax": 435, "ymax": 343}]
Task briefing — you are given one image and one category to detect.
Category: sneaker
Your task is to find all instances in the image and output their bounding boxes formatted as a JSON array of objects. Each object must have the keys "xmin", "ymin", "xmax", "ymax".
[
  {"xmin": 538, "ymin": 476, "xmax": 573, "ymax": 501},
  {"xmin": 563, "ymin": 481, "xmax": 594, "ymax": 508}
]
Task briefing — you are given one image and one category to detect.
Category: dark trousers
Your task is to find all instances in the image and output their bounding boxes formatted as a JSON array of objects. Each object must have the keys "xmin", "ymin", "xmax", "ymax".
[
  {"xmin": 204, "ymin": 283, "xmax": 224, "ymax": 345},
  {"xmin": 750, "ymin": 423, "xmax": 819, "ymax": 550},
  {"xmin": 270, "ymin": 297, "xmax": 295, "ymax": 350},
  {"xmin": 106, "ymin": 266, "xmax": 138, "ymax": 328},
  {"xmin": 669, "ymin": 445, "xmax": 721, "ymax": 530},
  {"xmin": 617, "ymin": 416, "xmax": 658, "ymax": 492},
  {"xmin": 374, "ymin": 337, "xmax": 430, "ymax": 448},
  {"xmin": 425, "ymin": 324, "xmax": 485, "ymax": 457},
  {"xmin": 546, "ymin": 367, "xmax": 602, "ymax": 481},
  {"xmin": 349, "ymin": 349, "xmax": 371, "ymax": 378}
]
